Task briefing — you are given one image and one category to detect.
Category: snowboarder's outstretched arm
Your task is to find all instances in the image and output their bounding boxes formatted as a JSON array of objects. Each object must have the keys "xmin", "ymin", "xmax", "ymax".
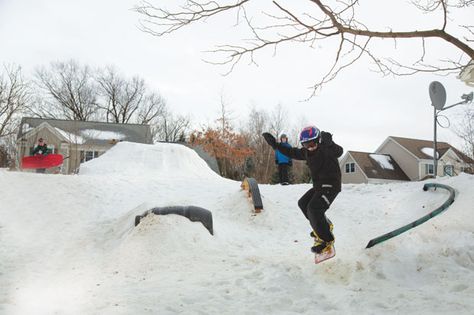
[
  {"xmin": 320, "ymin": 131, "xmax": 343, "ymax": 158},
  {"xmin": 262, "ymin": 133, "xmax": 305, "ymax": 160}
]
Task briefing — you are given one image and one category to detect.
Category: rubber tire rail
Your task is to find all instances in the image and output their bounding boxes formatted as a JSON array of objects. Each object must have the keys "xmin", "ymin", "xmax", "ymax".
[
  {"xmin": 366, "ymin": 183, "xmax": 455, "ymax": 248},
  {"xmin": 135, "ymin": 206, "xmax": 214, "ymax": 235},
  {"xmin": 241, "ymin": 177, "xmax": 263, "ymax": 213}
]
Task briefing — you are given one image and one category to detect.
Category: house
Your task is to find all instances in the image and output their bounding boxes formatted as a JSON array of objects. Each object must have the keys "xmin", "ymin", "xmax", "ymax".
[
  {"xmin": 341, "ymin": 136, "xmax": 473, "ymax": 184},
  {"xmin": 340, "ymin": 151, "xmax": 410, "ymax": 184},
  {"xmin": 16, "ymin": 117, "xmax": 153, "ymax": 174},
  {"xmin": 459, "ymin": 60, "xmax": 474, "ymax": 87}
]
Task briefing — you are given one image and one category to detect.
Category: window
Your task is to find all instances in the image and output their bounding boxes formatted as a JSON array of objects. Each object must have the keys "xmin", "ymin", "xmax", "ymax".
[
  {"xmin": 444, "ymin": 165, "xmax": 454, "ymax": 176},
  {"xmin": 80, "ymin": 150, "xmax": 101, "ymax": 163},
  {"xmin": 345, "ymin": 162, "xmax": 355, "ymax": 173},
  {"xmin": 425, "ymin": 164, "xmax": 434, "ymax": 175}
]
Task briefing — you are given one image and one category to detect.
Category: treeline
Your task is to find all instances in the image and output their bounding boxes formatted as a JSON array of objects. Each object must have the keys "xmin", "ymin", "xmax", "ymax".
[
  {"xmin": 0, "ymin": 60, "xmax": 310, "ymax": 183},
  {"xmin": 0, "ymin": 60, "xmax": 189, "ymax": 165},
  {"xmin": 190, "ymin": 102, "xmax": 311, "ymax": 183}
]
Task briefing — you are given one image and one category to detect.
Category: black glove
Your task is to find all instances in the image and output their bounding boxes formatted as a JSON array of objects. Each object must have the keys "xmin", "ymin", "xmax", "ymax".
[
  {"xmin": 288, "ymin": 160, "xmax": 292, "ymax": 167},
  {"xmin": 320, "ymin": 131, "xmax": 333, "ymax": 145},
  {"xmin": 262, "ymin": 133, "xmax": 277, "ymax": 149}
]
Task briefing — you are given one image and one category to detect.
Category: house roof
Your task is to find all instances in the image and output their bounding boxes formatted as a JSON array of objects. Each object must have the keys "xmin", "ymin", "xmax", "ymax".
[
  {"xmin": 389, "ymin": 136, "xmax": 474, "ymax": 164},
  {"xmin": 18, "ymin": 117, "xmax": 153, "ymax": 145},
  {"xmin": 348, "ymin": 151, "xmax": 410, "ymax": 181},
  {"xmin": 458, "ymin": 60, "xmax": 474, "ymax": 87}
]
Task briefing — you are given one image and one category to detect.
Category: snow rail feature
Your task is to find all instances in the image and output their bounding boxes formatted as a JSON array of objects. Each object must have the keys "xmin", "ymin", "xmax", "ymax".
[
  {"xmin": 135, "ymin": 206, "xmax": 213, "ymax": 235},
  {"xmin": 241, "ymin": 177, "xmax": 263, "ymax": 213},
  {"xmin": 366, "ymin": 183, "xmax": 455, "ymax": 249}
]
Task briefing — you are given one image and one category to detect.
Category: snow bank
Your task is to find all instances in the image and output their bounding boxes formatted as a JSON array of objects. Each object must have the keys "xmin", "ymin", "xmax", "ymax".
[{"xmin": 79, "ymin": 141, "xmax": 220, "ymax": 179}]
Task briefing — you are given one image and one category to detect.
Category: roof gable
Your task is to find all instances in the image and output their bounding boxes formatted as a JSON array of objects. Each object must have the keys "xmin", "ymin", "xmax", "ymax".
[
  {"xmin": 348, "ymin": 151, "xmax": 410, "ymax": 181},
  {"xmin": 389, "ymin": 136, "xmax": 472, "ymax": 163}
]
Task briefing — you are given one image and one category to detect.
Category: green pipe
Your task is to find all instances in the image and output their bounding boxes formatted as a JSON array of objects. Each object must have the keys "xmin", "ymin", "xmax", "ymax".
[{"xmin": 366, "ymin": 183, "xmax": 455, "ymax": 248}]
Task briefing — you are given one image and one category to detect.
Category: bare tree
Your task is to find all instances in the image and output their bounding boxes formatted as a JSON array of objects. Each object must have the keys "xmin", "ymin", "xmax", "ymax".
[
  {"xmin": 96, "ymin": 67, "xmax": 167, "ymax": 124},
  {"xmin": 136, "ymin": 0, "xmax": 474, "ymax": 95},
  {"xmin": 0, "ymin": 65, "xmax": 30, "ymax": 138},
  {"xmin": 454, "ymin": 106, "xmax": 474, "ymax": 159},
  {"xmin": 153, "ymin": 110, "xmax": 191, "ymax": 142},
  {"xmin": 34, "ymin": 60, "xmax": 99, "ymax": 121},
  {"xmin": 0, "ymin": 65, "xmax": 31, "ymax": 167},
  {"xmin": 137, "ymin": 92, "xmax": 167, "ymax": 125},
  {"xmin": 269, "ymin": 103, "xmax": 288, "ymax": 138},
  {"xmin": 242, "ymin": 107, "xmax": 274, "ymax": 181}
]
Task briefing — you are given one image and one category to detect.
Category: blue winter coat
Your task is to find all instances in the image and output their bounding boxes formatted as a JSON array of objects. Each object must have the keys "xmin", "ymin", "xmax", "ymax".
[{"xmin": 275, "ymin": 142, "xmax": 292, "ymax": 165}]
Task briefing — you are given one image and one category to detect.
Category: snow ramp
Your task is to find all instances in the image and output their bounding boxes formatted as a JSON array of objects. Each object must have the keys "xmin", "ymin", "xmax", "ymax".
[{"xmin": 79, "ymin": 141, "xmax": 221, "ymax": 179}]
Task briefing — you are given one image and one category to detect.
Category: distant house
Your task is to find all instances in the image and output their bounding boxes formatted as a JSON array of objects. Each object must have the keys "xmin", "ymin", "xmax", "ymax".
[
  {"xmin": 459, "ymin": 60, "xmax": 474, "ymax": 87},
  {"xmin": 341, "ymin": 136, "xmax": 473, "ymax": 184},
  {"xmin": 340, "ymin": 151, "xmax": 410, "ymax": 184},
  {"xmin": 16, "ymin": 117, "xmax": 153, "ymax": 174}
]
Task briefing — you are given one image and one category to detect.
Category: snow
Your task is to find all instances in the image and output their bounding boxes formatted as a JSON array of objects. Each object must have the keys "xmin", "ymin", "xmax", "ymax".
[
  {"xmin": 53, "ymin": 128, "xmax": 126, "ymax": 145},
  {"xmin": 369, "ymin": 154, "xmax": 395, "ymax": 170},
  {"xmin": 54, "ymin": 127, "xmax": 86, "ymax": 144},
  {"xmin": 80, "ymin": 129, "xmax": 125, "ymax": 141},
  {"xmin": 421, "ymin": 147, "xmax": 439, "ymax": 159},
  {"xmin": 1, "ymin": 142, "xmax": 474, "ymax": 314}
]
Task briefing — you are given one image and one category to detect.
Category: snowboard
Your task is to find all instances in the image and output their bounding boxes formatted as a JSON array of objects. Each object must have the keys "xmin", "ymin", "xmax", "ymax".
[
  {"xmin": 22, "ymin": 154, "xmax": 63, "ymax": 169},
  {"xmin": 315, "ymin": 245, "xmax": 335, "ymax": 264}
]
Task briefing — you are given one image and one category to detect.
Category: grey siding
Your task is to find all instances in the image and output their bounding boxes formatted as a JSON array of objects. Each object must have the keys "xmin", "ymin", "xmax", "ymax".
[
  {"xmin": 376, "ymin": 139, "xmax": 420, "ymax": 180},
  {"xmin": 340, "ymin": 154, "xmax": 368, "ymax": 184}
]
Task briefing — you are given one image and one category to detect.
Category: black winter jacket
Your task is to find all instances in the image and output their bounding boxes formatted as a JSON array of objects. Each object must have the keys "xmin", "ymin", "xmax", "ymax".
[{"xmin": 275, "ymin": 133, "xmax": 343, "ymax": 191}]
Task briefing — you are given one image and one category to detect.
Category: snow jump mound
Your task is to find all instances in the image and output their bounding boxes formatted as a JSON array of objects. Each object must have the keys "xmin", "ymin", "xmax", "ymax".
[
  {"xmin": 135, "ymin": 206, "xmax": 214, "ymax": 235},
  {"xmin": 366, "ymin": 183, "xmax": 456, "ymax": 248},
  {"xmin": 79, "ymin": 142, "xmax": 220, "ymax": 179}
]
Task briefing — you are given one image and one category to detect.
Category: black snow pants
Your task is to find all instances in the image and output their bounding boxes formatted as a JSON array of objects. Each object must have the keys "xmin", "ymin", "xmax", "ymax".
[
  {"xmin": 278, "ymin": 164, "xmax": 290, "ymax": 184},
  {"xmin": 298, "ymin": 186, "xmax": 339, "ymax": 242}
]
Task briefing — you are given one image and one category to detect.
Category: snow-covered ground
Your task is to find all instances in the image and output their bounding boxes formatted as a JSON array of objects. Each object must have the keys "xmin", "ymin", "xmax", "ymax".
[{"xmin": 1, "ymin": 142, "xmax": 473, "ymax": 314}]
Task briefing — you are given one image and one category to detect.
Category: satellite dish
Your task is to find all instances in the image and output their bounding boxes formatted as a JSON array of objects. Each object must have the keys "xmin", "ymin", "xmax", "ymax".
[{"xmin": 429, "ymin": 81, "xmax": 447, "ymax": 110}]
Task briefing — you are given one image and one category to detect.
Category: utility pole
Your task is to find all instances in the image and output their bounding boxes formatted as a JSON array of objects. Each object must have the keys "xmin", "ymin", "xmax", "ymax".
[{"xmin": 429, "ymin": 81, "xmax": 473, "ymax": 177}]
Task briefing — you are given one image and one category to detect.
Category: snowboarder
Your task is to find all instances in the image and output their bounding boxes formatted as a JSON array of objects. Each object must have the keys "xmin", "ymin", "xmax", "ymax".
[
  {"xmin": 32, "ymin": 138, "xmax": 49, "ymax": 173},
  {"xmin": 274, "ymin": 134, "xmax": 292, "ymax": 185},
  {"xmin": 263, "ymin": 126, "xmax": 343, "ymax": 263}
]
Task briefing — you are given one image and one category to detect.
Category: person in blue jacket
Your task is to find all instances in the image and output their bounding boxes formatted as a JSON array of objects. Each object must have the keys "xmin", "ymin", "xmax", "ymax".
[{"xmin": 274, "ymin": 134, "xmax": 292, "ymax": 185}]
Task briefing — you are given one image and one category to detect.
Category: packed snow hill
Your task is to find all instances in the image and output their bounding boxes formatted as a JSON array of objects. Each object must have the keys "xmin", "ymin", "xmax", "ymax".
[{"xmin": 1, "ymin": 142, "xmax": 473, "ymax": 314}]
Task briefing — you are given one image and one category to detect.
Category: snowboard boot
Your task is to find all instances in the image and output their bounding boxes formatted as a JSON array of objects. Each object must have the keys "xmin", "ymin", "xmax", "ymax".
[
  {"xmin": 309, "ymin": 219, "xmax": 334, "ymax": 238},
  {"xmin": 311, "ymin": 240, "xmax": 335, "ymax": 254},
  {"xmin": 309, "ymin": 219, "xmax": 334, "ymax": 250}
]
